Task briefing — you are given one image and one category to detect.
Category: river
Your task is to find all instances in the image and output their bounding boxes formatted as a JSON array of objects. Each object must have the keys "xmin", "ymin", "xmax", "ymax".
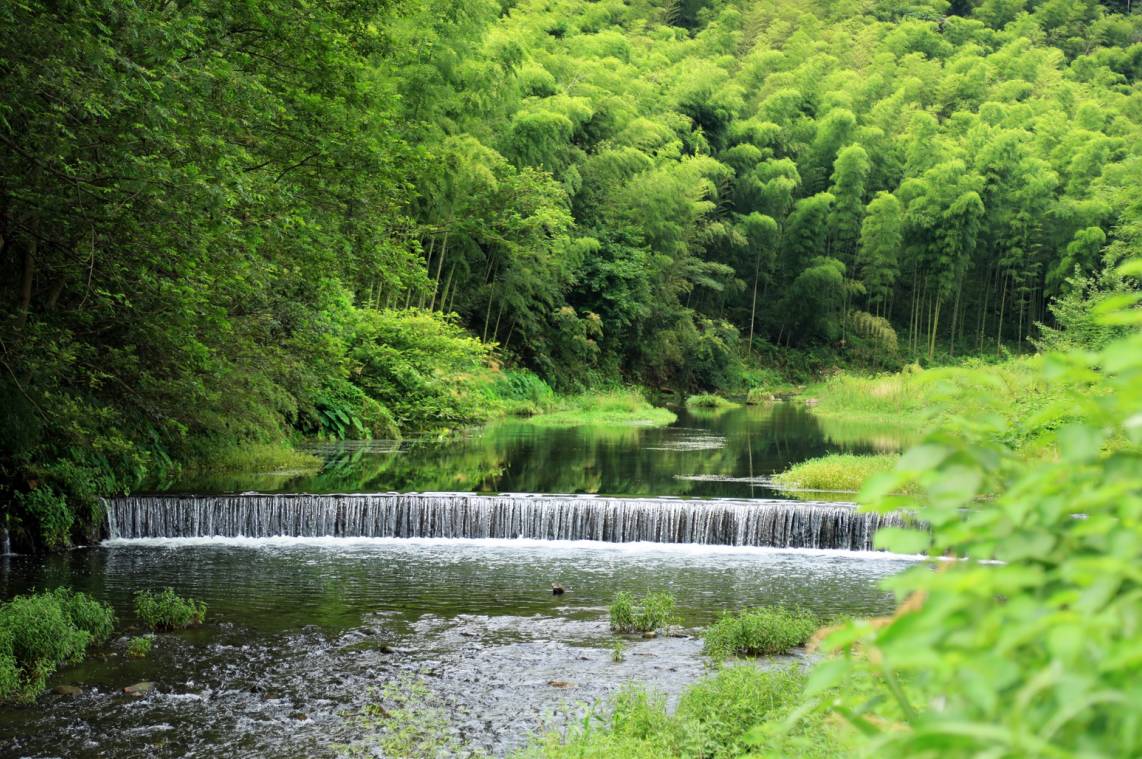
[{"xmin": 0, "ymin": 403, "xmax": 917, "ymax": 757}]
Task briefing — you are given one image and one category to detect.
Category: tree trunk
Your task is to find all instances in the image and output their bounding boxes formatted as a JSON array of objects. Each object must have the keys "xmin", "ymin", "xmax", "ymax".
[
  {"xmin": 492, "ymin": 300, "xmax": 505, "ymax": 344},
  {"xmin": 928, "ymin": 297, "xmax": 942, "ymax": 362},
  {"xmin": 748, "ymin": 250, "xmax": 763, "ymax": 355},
  {"xmin": 949, "ymin": 277, "xmax": 963, "ymax": 357},
  {"xmin": 429, "ymin": 231, "xmax": 449, "ymax": 311},
  {"xmin": 996, "ymin": 271, "xmax": 1008, "ymax": 354},
  {"xmin": 418, "ymin": 236, "xmax": 436, "ymax": 309}
]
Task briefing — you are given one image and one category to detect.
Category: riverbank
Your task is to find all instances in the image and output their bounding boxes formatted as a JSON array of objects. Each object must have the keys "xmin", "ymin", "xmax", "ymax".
[{"xmin": 771, "ymin": 357, "xmax": 1054, "ymax": 494}]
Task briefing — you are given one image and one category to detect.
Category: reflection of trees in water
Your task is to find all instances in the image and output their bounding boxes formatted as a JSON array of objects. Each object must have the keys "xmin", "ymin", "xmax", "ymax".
[{"xmin": 169, "ymin": 406, "xmax": 909, "ymax": 496}]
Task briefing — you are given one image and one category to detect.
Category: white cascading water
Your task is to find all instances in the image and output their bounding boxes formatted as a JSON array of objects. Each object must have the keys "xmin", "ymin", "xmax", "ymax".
[{"xmin": 104, "ymin": 493, "xmax": 910, "ymax": 552}]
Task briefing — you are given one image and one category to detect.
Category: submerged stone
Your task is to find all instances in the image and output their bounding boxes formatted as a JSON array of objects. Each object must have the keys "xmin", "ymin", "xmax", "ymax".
[{"xmin": 123, "ymin": 682, "xmax": 155, "ymax": 696}]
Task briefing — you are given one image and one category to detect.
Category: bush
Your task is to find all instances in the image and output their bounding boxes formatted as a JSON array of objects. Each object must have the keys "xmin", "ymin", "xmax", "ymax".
[
  {"xmin": 15, "ymin": 485, "xmax": 74, "ymax": 549},
  {"xmin": 481, "ymin": 368, "xmax": 556, "ymax": 416},
  {"xmin": 0, "ymin": 588, "xmax": 116, "ymax": 703},
  {"xmin": 126, "ymin": 635, "xmax": 154, "ymax": 658},
  {"xmin": 610, "ymin": 591, "xmax": 676, "ymax": 633},
  {"xmin": 134, "ymin": 588, "xmax": 206, "ymax": 630},
  {"xmin": 703, "ymin": 607, "xmax": 819, "ymax": 660}
]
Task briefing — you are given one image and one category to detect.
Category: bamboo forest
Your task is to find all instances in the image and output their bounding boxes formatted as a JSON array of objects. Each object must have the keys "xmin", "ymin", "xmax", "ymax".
[{"xmin": 1, "ymin": 0, "xmax": 1140, "ymax": 756}]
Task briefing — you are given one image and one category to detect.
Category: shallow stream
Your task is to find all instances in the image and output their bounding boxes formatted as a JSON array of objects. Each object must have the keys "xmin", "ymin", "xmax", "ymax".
[{"xmin": 1, "ymin": 404, "xmax": 917, "ymax": 757}]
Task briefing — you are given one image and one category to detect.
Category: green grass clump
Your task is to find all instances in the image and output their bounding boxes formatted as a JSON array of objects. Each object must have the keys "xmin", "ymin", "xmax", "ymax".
[
  {"xmin": 480, "ymin": 368, "xmax": 558, "ymax": 416},
  {"xmin": 134, "ymin": 588, "xmax": 206, "ymax": 630},
  {"xmin": 703, "ymin": 607, "xmax": 819, "ymax": 660},
  {"xmin": 745, "ymin": 387, "xmax": 777, "ymax": 405},
  {"xmin": 0, "ymin": 588, "xmax": 116, "ymax": 703},
  {"xmin": 526, "ymin": 390, "xmax": 676, "ymax": 428},
  {"xmin": 609, "ymin": 591, "xmax": 676, "ymax": 633},
  {"xmin": 126, "ymin": 635, "xmax": 154, "ymax": 658},
  {"xmin": 188, "ymin": 442, "xmax": 323, "ymax": 474},
  {"xmin": 684, "ymin": 393, "xmax": 741, "ymax": 410},
  {"xmin": 773, "ymin": 453, "xmax": 900, "ymax": 492},
  {"xmin": 611, "ymin": 639, "xmax": 626, "ymax": 662},
  {"xmin": 524, "ymin": 665, "xmax": 854, "ymax": 758}
]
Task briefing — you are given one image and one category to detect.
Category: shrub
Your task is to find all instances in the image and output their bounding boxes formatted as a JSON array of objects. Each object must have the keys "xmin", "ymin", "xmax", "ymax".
[
  {"xmin": 610, "ymin": 591, "xmax": 676, "ymax": 633},
  {"xmin": 134, "ymin": 588, "xmax": 206, "ymax": 630},
  {"xmin": 703, "ymin": 607, "xmax": 819, "ymax": 660},
  {"xmin": 0, "ymin": 588, "xmax": 116, "ymax": 703},
  {"xmin": 482, "ymin": 368, "xmax": 556, "ymax": 416},
  {"xmin": 15, "ymin": 485, "xmax": 74, "ymax": 549},
  {"xmin": 126, "ymin": 635, "xmax": 154, "ymax": 658}
]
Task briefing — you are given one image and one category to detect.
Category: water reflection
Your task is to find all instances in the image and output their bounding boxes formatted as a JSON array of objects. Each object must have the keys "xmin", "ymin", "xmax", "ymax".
[{"xmin": 175, "ymin": 404, "xmax": 912, "ymax": 498}]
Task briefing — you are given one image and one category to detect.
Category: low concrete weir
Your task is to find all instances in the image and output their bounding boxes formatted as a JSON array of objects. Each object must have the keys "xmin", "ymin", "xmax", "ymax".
[{"xmin": 105, "ymin": 493, "xmax": 910, "ymax": 552}]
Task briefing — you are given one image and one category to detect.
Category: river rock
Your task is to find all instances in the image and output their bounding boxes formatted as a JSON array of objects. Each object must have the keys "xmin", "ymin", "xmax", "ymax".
[
  {"xmin": 52, "ymin": 685, "xmax": 82, "ymax": 696},
  {"xmin": 641, "ymin": 631, "xmax": 657, "ymax": 639},
  {"xmin": 123, "ymin": 681, "xmax": 155, "ymax": 696},
  {"xmin": 546, "ymin": 679, "xmax": 574, "ymax": 688}
]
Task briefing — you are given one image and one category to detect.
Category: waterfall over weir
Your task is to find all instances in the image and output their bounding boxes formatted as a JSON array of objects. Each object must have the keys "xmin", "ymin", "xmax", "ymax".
[{"xmin": 105, "ymin": 493, "xmax": 909, "ymax": 552}]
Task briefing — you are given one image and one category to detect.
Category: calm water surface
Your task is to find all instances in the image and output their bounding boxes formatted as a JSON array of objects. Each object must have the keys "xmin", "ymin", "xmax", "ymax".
[
  {"xmin": 174, "ymin": 403, "xmax": 910, "ymax": 497},
  {"xmin": 0, "ymin": 404, "xmax": 918, "ymax": 757}
]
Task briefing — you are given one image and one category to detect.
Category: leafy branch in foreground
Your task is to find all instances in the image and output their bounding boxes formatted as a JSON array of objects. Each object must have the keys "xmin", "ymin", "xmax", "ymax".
[{"xmin": 803, "ymin": 258, "xmax": 1142, "ymax": 757}]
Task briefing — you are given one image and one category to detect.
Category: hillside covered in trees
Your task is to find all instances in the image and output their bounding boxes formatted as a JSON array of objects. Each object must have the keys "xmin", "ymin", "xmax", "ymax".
[{"xmin": 2, "ymin": 0, "xmax": 1140, "ymax": 545}]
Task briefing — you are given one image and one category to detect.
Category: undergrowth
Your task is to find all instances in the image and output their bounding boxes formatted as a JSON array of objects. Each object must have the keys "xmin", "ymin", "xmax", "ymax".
[{"xmin": 703, "ymin": 607, "xmax": 819, "ymax": 660}]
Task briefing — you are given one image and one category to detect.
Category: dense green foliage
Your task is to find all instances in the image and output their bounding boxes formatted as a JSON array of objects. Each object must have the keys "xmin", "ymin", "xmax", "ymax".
[
  {"xmin": 0, "ymin": 589, "xmax": 115, "ymax": 703},
  {"xmin": 3, "ymin": 0, "xmax": 1140, "ymax": 546},
  {"xmin": 609, "ymin": 591, "xmax": 677, "ymax": 633},
  {"xmin": 526, "ymin": 269, "xmax": 1141, "ymax": 759},
  {"xmin": 134, "ymin": 588, "xmax": 206, "ymax": 630},
  {"xmin": 703, "ymin": 606, "xmax": 819, "ymax": 659}
]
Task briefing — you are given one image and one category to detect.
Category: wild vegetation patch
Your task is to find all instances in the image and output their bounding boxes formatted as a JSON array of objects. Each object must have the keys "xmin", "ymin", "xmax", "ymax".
[
  {"xmin": 134, "ymin": 588, "xmax": 206, "ymax": 630},
  {"xmin": 609, "ymin": 591, "xmax": 677, "ymax": 634},
  {"xmin": 703, "ymin": 607, "xmax": 820, "ymax": 660},
  {"xmin": 773, "ymin": 454, "xmax": 901, "ymax": 493},
  {"xmin": 0, "ymin": 589, "xmax": 115, "ymax": 703}
]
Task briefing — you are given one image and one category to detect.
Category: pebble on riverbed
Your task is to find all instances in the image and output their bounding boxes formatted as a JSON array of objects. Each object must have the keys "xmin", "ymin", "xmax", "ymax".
[
  {"xmin": 123, "ymin": 682, "xmax": 155, "ymax": 696},
  {"xmin": 52, "ymin": 685, "xmax": 83, "ymax": 697}
]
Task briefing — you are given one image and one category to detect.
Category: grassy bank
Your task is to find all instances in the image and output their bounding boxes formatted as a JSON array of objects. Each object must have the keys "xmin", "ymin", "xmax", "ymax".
[
  {"xmin": 775, "ymin": 357, "xmax": 1059, "ymax": 493},
  {"xmin": 522, "ymin": 390, "xmax": 677, "ymax": 428},
  {"xmin": 804, "ymin": 358, "xmax": 1048, "ymax": 439}
]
